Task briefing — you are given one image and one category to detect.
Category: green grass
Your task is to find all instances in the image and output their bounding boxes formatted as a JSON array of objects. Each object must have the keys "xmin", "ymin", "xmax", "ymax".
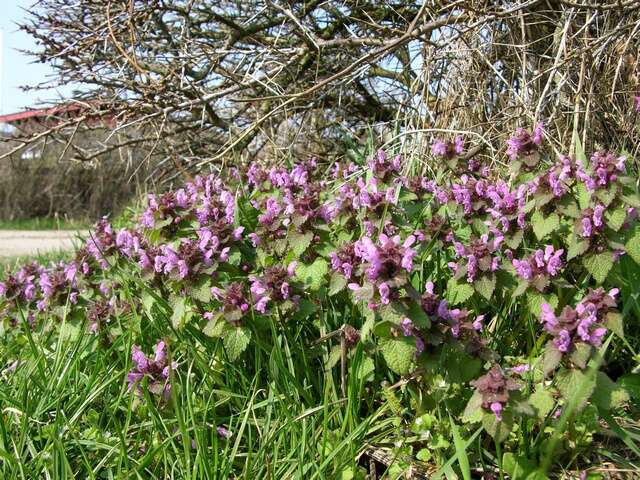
[
  {"xmin": 0, "ymin": 217, "xmax": 90, "ymax": 231},
  {"xmin": 0, "ymin": 267, "xmax": 395, "ymax": 479}
]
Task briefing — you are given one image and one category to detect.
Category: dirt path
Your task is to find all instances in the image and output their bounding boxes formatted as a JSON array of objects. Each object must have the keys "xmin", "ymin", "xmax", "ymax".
[{"xmin": 0, "ymin": 230, "xmax": 84, "ymax": 258}]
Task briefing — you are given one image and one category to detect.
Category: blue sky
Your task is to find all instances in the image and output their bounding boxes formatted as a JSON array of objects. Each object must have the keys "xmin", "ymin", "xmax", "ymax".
[{"xmin": 1, "ymin": 0, "xmax": 74, "ymax": 114}]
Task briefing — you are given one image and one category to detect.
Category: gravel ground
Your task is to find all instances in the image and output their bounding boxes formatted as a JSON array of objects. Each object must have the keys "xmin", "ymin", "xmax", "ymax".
[{"xmin": 0, "ymin": 230, "xmax": 83, "ymax": 258}]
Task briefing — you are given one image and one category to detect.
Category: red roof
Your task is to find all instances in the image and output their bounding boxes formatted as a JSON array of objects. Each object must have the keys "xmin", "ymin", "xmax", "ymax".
[{"xmin": 0, "ymin": 102, "xmax": 99, "ymax": 124}]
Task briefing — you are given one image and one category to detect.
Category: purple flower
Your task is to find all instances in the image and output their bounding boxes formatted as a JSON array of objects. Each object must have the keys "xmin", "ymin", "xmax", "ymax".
[
  {"xmin": 512, "ymin": 246, "xmax": 563, "ymax": 286},
  {"xmin": 430, "ymin": 136, "xmax": 464, "ymax": 159},
  {"xmin": 635, "ymin": 96, "xmax": 640, "ymax": 113},
  {"xmin": 127, "ymin": 341, "xmax": 177, "ymax": 400},
  {"xmin": 540, "ymin": 288, "xmax": 618, "ymax": 362},
  {"xmin": 506, "ymin": 122, "xmax": 543, "ymax": 161},
  {"xmin": 470, "ymin": 365, "xmax": 521, "ymax": 422}
]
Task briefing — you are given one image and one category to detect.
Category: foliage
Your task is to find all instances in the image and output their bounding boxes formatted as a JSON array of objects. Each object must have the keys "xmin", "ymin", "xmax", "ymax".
[{"xmin": 1, "ymin": 125, "xmax": 640, "ymax": 477}]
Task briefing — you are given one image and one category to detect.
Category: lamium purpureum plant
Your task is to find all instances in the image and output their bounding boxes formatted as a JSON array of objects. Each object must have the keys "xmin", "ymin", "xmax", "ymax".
[{"xmin": 0, "ymin": 119, "xmax": 639, "ymax": 477}]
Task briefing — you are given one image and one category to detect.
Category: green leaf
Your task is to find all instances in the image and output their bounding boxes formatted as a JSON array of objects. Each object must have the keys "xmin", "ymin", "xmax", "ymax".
[
  {"xmin": 606, "ymin": 207, "xmax": 627, "ymax": 232},
  {"xmin": 449, "ymin": 416, "xmax": 472, "ymax": 480},
  {"xmin": 625, "ymin": 229, "xmax": 640, "ymax": 266},
  {"xmin": 295, "ymin": 258, "xmax": 328, "ymax": 290},
  {"xmin": 289, "ymin": 231, "xmax": 314, "ymax": 258},
  {"xmin": 542, "ymin": 341, "xmax": 562, "ymax": 377},
  {"xmin": 462, "ymin": 391, "xmax": 484, "ymax": 424},
  {"xmin": 328, "ymin": 272, "xmax": 347, "ymax": 296},
  {"xmin": 566, "ymin": 232, "xmax": 590, "ymax": 261},
  {"xmin": 203, "ymin": 313, "xmax": 225, "ymax": 337},
  {"xmin": 379, "ymin": 337, "xmax": 415, "ymax": 375},
  {"xmin": 531, "ymin": 211, "xmax": 560, "ymax": 241},
  {"xmin": 189, "ymin": 279, "xmax": 212, "ymax": 303},
  {"xmin": 59, "ymin": 319, "xmax": 82, "ymax": 343},
  {"xmin": 223, "ymin": 327, "xmax": 251, "ymax": 361},
  {"xmin": 605, "ymin": 311, "xmax": 624, "ymax": 338},
  {"xmin": 446, "ymin": 278, "xmax": 474, "ymax": 305},
  {"xmin": 557, "ymin": 368, "xmax": 596, "ymax": 411},
  {"xmin": 527, "ymin": 292, "xmax": 558, "ymax": 318},
  {"xmin": 569, "ymin": 343, "xmax": 592, "ymax": 369},
  {"xmin": 474, "ymin": 274, "xmax": 496, "ymax": 301},
  {"xmin": 582, "ymin": 251, "xmax": 614, "ymax": 284},
  {"xmin": 482, "ymin": 410, "xmax": 513, "ymax": 443},
  {"xmin": 592, "ymin": 371, "xmax": 629, "ymax": 411},
  {"xmin": 407, "ymin": 299, "xmax": 430, "ymax": 329},
  {"xmin": 576, "ymin": 181, "xmax": 591, "ymax": 210},
  {"xmin": 327, "ymin": 344, "xmax": 342, "ymax": 370},
  {"xmin": 502, "ymin": 453, "xmax": 541, "ymax": 480},
  {"xmin": 528, "ymin": 389, "xmax": 555, "ymax": 420},
  {"xmin": 618, "ymin": 374, "xmax": 640, "ymax": 400},
  {"xmin": 505, "ymin": 230, "xmax": 524, "ymax": 249},
  {"xmin": 170, "ymin": 296, "xmax": 188, "ymax": 329}
]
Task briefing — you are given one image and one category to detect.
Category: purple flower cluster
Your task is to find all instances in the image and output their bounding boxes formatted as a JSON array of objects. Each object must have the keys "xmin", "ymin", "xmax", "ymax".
[
  {"xmin": 449, "ymin": 231, "xmax": 503, "ymax": 282},
  {"xmin": 431, "ymin": 136, "xmax": 464, "ymax": 160},
  {"xmin": 210, "ymin": 282, "xmax": 249, "ymax": 324},
  {"xmin": 577, "ymin": 150, "xmax": 626, "ymax": 191},
  {"xmin": 540, "ymin": 288, "xmax": 618, "ymax": 354},
  {"xmin": 421, "ymin": 281, "xmax": 486, "ymax": 355},
  {"xmin": 506, "ymin": 122, "xmax": 544, "ymax": 161},
  {"xmin": 367, "ymin": 149, "xmax": 402, "ymax": 181},
  {"xmin": 250, "ymin": 264, "xmax": 298, "ymax": 313},
  {"xmin": 512, "ymin": 245, "xmax": 564, "ymax": 283},
  {"xmin": 127, "ymin": 341, "xmax": 177, "ymax": 400},
  {"xmin": 348, "ymin": 233, "xmax": 417, "ymax": 305},
  {"xmin": 528, "ymin": 156, "xmax": 574, "ymax": 198},
  {"xmin": 87, "ymin": 217, "xmax": 117, "ymax": 268},
  {"xmin": 329, "ymin": 242, "xmax": 358, "ymax": 279},
  {"xmin": 470, "ymin": 365, "xmax": 521, "ymax": 421},
  {"xmin": 579, "ymin": 205, "xmax": 605, "ymax": 238}
]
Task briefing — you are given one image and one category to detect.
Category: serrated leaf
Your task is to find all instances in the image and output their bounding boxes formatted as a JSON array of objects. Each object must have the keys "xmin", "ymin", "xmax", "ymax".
[
  {"xmin": 203, "ymin": 313, "xmax": 226, "ymax": 337},
  {"xmin": 190, "ymin": 280, "xmax": 212, "ymax": 303},
  {"xmin": 170, "ymin": 297, "xmax": 188, "ymax": 329},
  {"xmin": 567, "ymin": 234, "xmax": 590, "ymax": 260},
  {"xmin": 531, "ymin": 211, "xmax": 560, "ymax": 240},
  {"xmin": 474, "ymin": 274, "xmax": 496, "ymax": 300},
  {"xmin": 606, "ymin": 207, "xmax": 627, "ymax": 232},
  {"xmin": 59, "ymin": 319, "xmax": 82, "ymax": 342},
  {"xmin": 625, "ymin": 229, "xmax": 640, "ymax": 266},
  {"xmin": 380, "ymin": 337, "xmax": 415, "ymax": 375},
  {"xmin": 223, "ymin": 327, "xmax": 251, "ymax": 361},
  {"xmin": 605, "ymin": 311, "xmax": 624, "ymax": 338},
  {"xmin": 505, "ymin": 230, "xmax": 524, "ymax": 249},
  {"xmin": 327, "ymin": 344, "xmax": 342, "ymax": 370},
  {"xmin": 289, "ymin": 231, "xmax": 314, "ymax": 257},
  {"xmin": 328, "ymin": 272, "xmax": 347, "ymax": 296},
  {"xmin": 542, "ymin": 341, "xmax": 562, "ymax": 377},
  {"xmin": 592, "ymin": 371, "xmax": 629, "ymax": 411},
  {"xmin": 462, "ymin": 391, "xmax": 484, "ymax": 424},
  {"xmin": 447, "ymin": 277, "xmax": 474, "ymax": 305},
  {"xmin": 295, "ymin": 258, "xmax": 328, "ymax": 290},
  {"xmin": 527, "ymin": 292, "xmax": 558, "ymax": 317},
  {"xmin": 482, "ymin": 410, "xmax": 513, "ymax": 443},
  {"xmin": 528, "ymin": 389, "xmax": 555, "ymax": 420},
  {"xmin": 513, "ymin": 279, "xmax": 529, "ymax": 297},
  {"xmin": 595, "ymin": 184, "xmax": 617, "ymax": 207},
  {"xmin": 576, "ymin": 181, "xmax": 591, "ymax": 210},
  {"xmin": 557, "ymin": 368, "xmax": 596, "ymax": 412},
  {"xmin": 407, "ymin": 299, "xmax": 430, "ymax": 328},
  {"xmin": 569, "ymin": 343, "xmax": 593, "ymax": 369},
  {"xmin": 582, "ymin": 251, "xmax": 614, "ymax": 284}
]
